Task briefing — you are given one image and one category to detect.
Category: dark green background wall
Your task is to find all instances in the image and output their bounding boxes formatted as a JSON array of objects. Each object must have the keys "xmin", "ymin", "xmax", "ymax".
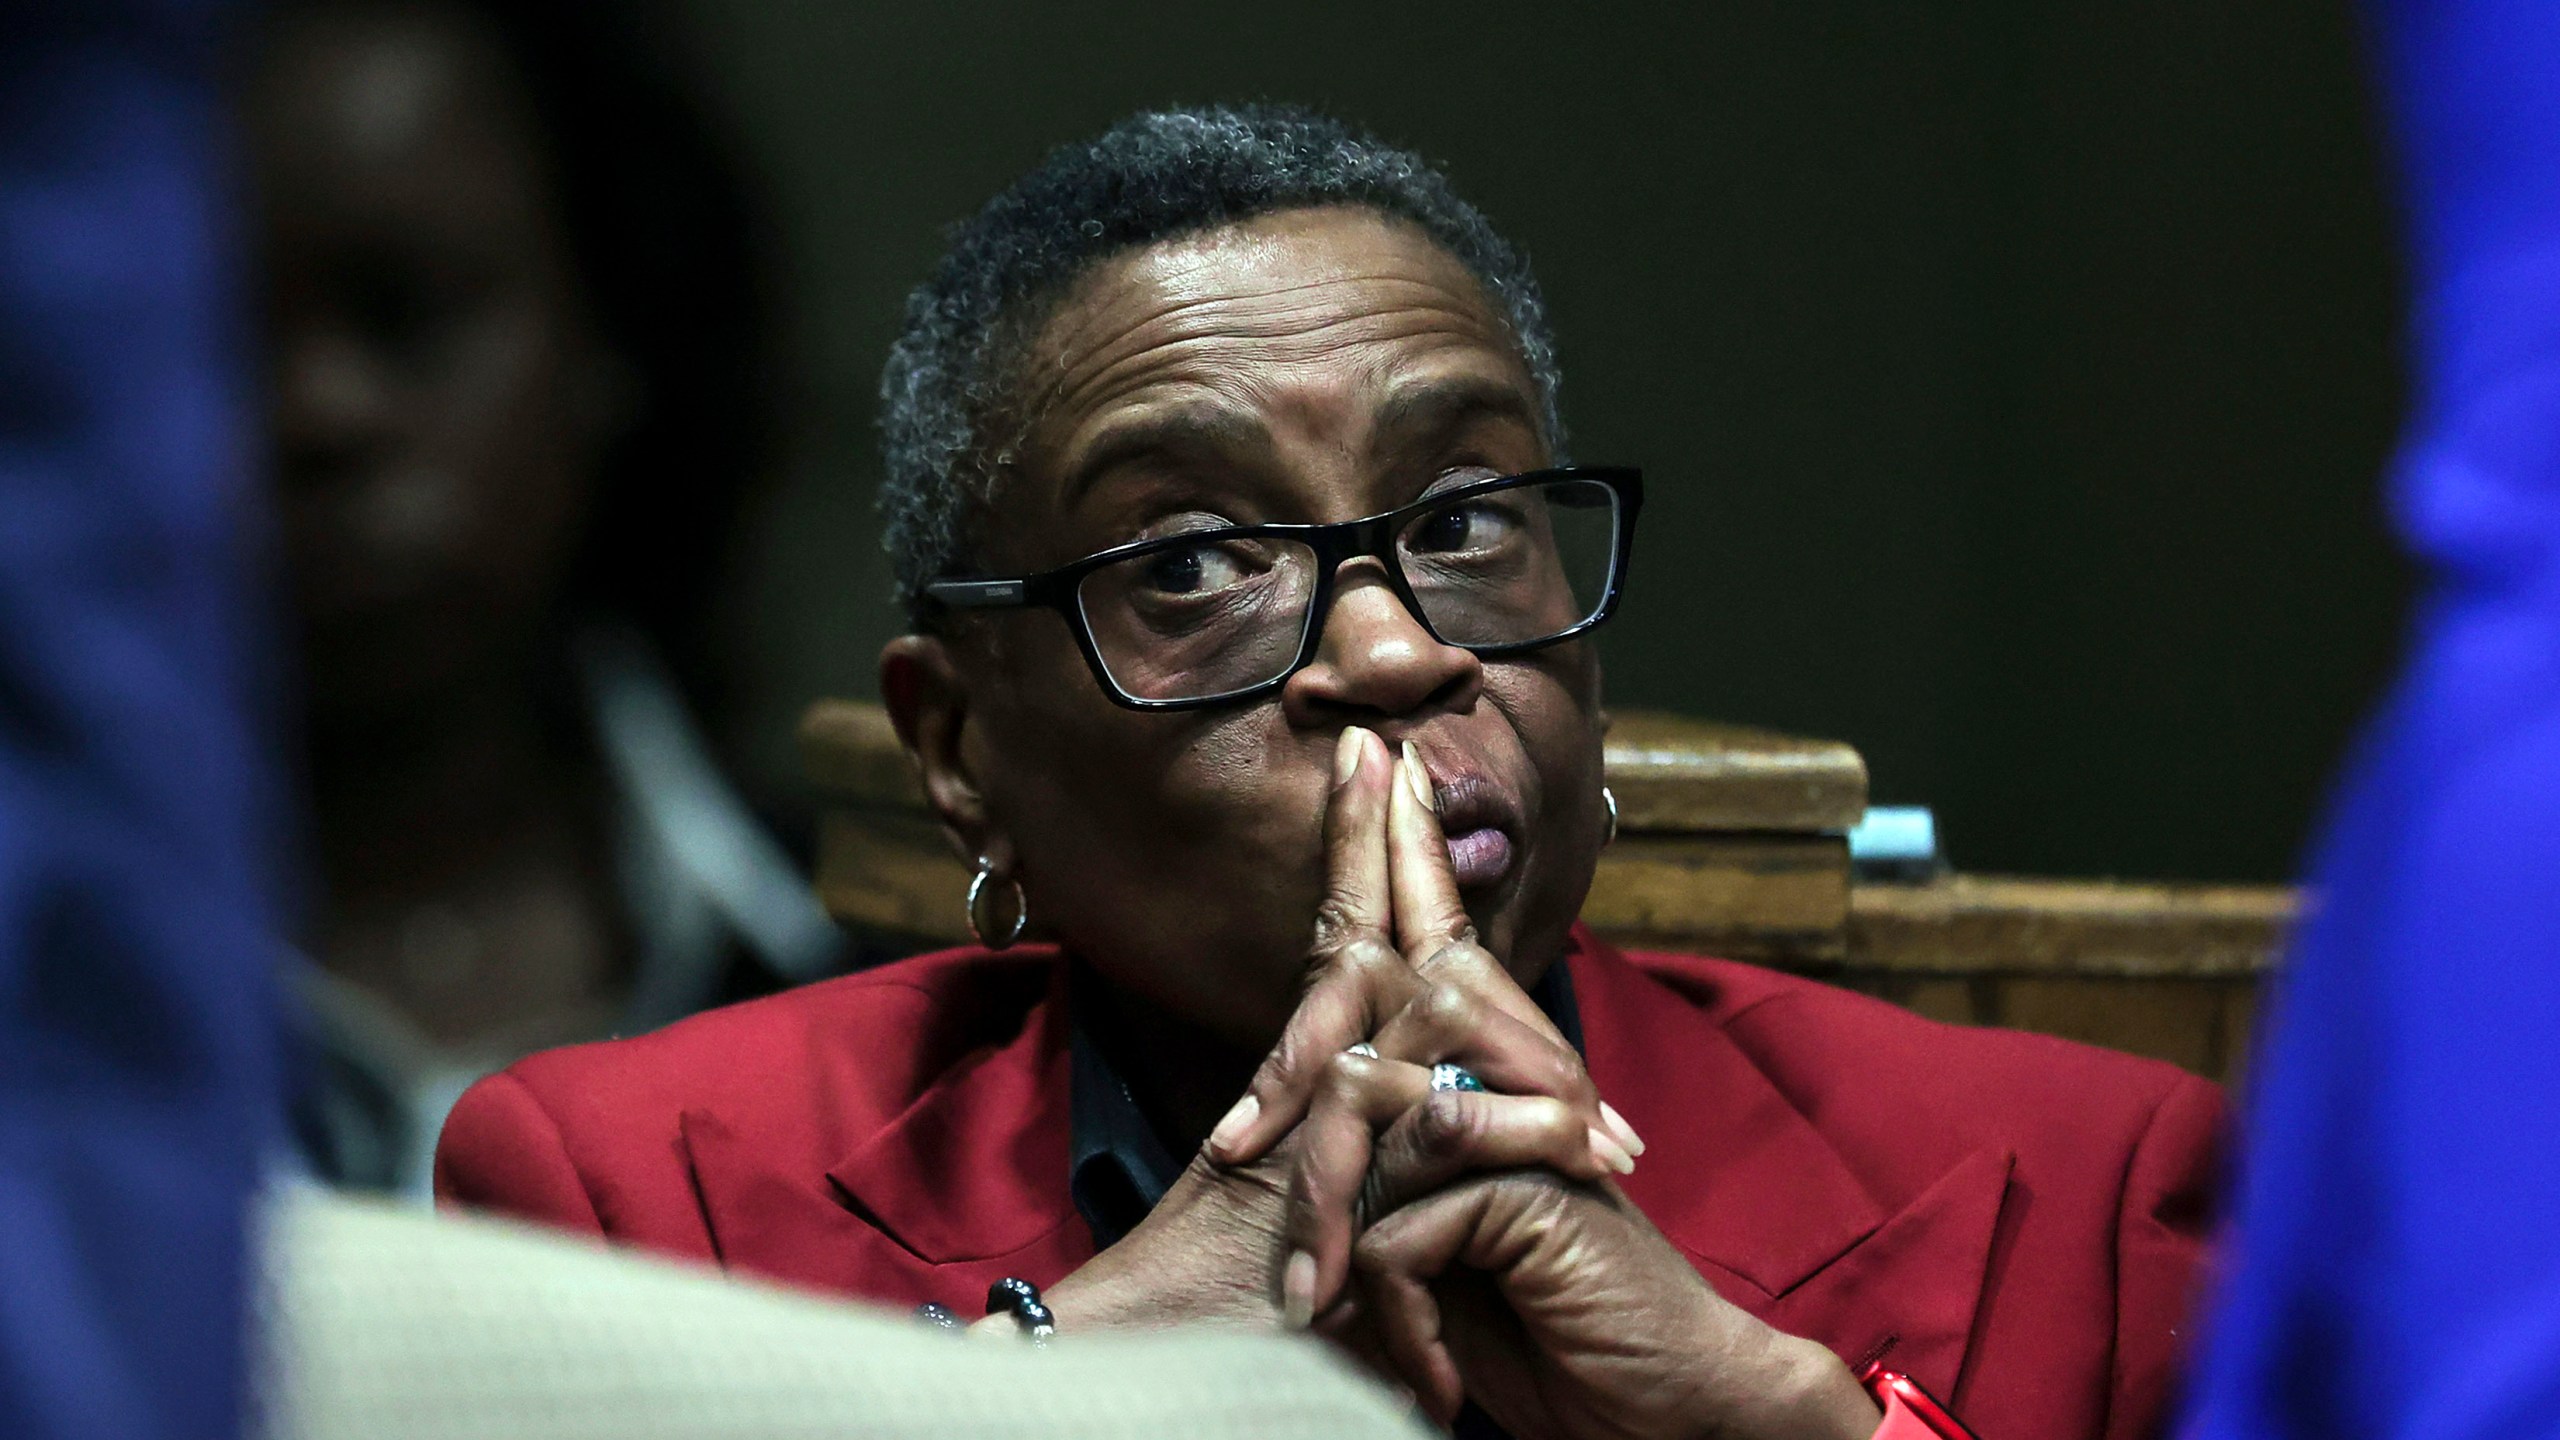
[{"xmin": 686, "ymin": 1, "xmax": 2410, "ymax": 883}]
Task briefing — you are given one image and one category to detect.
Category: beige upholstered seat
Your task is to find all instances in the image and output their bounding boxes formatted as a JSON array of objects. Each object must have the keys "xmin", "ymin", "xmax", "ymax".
[{"xmin": 259, "ymin": 1189, "xmax": 1423, "ymax": 1440}]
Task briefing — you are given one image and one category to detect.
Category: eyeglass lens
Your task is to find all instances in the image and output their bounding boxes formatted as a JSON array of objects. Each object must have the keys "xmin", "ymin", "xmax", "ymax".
[{"xmin": 1073, "ymin": 477, "xmax": 1621, "ymax": 702}]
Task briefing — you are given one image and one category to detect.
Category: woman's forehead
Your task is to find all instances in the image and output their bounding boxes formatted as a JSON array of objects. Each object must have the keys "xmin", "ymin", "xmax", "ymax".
[
  {"xmin": 1039, "ymin": 208, "xmax": 1508, "ymax": 370},
  {"xmin": 1016, "ymin": 208, "xmax": 1539, "ymax": 483}
]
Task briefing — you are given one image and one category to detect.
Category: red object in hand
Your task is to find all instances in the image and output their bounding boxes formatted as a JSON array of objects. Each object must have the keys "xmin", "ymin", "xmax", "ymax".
[{"xmin": 1859, "ymin": 1362, "xmax": 1978, "ymax": 1440}]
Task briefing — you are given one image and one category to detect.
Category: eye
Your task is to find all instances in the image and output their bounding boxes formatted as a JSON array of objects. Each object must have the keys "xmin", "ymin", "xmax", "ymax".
[
  {"xmin": 1138, "ymin": 540, "xmax": 1250, "ymax": 596},
  {"xmin": 1408, "ymin": 499, "xmax": 1518, "ymax": 555}
]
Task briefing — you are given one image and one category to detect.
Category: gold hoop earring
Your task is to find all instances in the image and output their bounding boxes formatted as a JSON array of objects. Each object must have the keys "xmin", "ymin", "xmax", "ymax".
[
  {"xmin": 1601, "ymin": 786, "xmax": 1619, "ymax": 848},
  {"xmin": 967, "ymin": 858, "xmax": 1028, "ymax": 950}
]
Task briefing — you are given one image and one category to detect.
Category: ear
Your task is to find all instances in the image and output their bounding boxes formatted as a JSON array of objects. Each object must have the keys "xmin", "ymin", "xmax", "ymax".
[{"xmin": 880, "ymin": 633, "xmax": 1012, "ymax": 873}]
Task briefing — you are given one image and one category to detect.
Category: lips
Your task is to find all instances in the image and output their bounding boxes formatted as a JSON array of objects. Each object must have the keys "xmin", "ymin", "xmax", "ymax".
[
  {"xmin": 1412, "ymin": 753, "xmax": 1524, "ymax": 891},
  {"xmin": 1444, "ymin": 826, "xmax": 1516, "ymax": 889}
]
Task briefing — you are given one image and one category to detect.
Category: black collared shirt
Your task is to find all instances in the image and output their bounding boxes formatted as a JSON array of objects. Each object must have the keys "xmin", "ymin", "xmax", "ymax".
[{"xmin": 1068, "ymin": 960, "xmax": 1589, "ymax": 1248}]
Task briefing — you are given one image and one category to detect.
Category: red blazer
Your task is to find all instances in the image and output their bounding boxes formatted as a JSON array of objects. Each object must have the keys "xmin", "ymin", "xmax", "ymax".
[{"xmin": 436, "ymin": 927, "xmax": 2221, "ymax": 1440}]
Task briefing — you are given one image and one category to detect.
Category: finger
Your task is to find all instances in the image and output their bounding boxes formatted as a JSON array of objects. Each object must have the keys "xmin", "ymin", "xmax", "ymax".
[
  {"xmin": 1287, "ymin": 1060, "xmax": 1618, "ymax": 1324},
  {"xmin": 1381, "ymin": 750, "xmax": 1570, "ymax": 1053},
  {"xmin": 1361, "ymin": 1174, "xmax": 1718, "ymax": 1437},
  {"xmin": 1374, "ymin": 799, "xmax": 1648, "ymax": 1156},
  {"xmin": 1385, "ymin": 942, "xmax": 1646, "ymax": 1157},
  {"xmin": 1403, "ymin": 931, "xmax": 1567, "ymax": 1048},
  {"xmin": 1356, "ymin": 1171, "xmax": 1586, "ymax": 1291},
  {"xmin": 1363, "ymin": 1088, "xmax": 1617, "ymax": 1228},
  {"xmin": 1291, "ymin": 1074, "xmax": 1622, "ymax": 1331},
  {"xmin": 1354, "ymin": 1251, "xmax": 1465, "ymax": 1426},
  {"xmin": 1208, "ymin": 728, "xmax": 1407, "ymax": 1165},
  {"xmin": 1388, "ymin": 740, "xmax": 1475, "ymax": 958},
  {"xmin": 1281, "ymin": 1052, "xmax": 1432, "ymax": 1322},
  {"xmin": 1309, "ymin": 1293, "xmax": 1410, "ymax": 1401},
  {"xmin": 1317, "ymin": 727, "xmax": 1394, "ymax": 949},
  {"xmin": 1352, "ymin": 1182, "xmax": 1511, "ymax": 1428},
  {"xmin": 1209, "ymin": 934, "xmax": 1414, "ymax": 1164},
  {"xmin": 1312, "ymin": 1299, "xmax": 1434, "ymax": 1424},
  {"xmin": 1369, "ymin": 978, "xmax": 1603, "ymax": 1118}
]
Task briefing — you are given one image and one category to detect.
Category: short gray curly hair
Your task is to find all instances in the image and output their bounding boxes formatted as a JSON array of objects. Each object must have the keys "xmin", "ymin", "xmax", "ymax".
[{"xmin": 877, "ymin": 103, "xmax": 1566, "ymax": 624}]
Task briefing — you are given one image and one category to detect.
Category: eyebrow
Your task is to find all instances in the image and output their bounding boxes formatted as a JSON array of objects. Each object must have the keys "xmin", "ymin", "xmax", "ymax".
[
  {"xmin": 1054, "ymin": 371, "xmax": 1543, "ymax": 514},
  {"xmin": 1370, "ymin": 373, "xmax": 1545, "ymax": 454},
  {"xmin": 1057, "ymin": 402, "xmax": 1275, "ymax": 513}
]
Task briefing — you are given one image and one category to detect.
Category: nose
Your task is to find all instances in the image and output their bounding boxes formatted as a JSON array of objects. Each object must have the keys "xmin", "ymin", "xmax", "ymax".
[
  {"xmin": 272, "ymin": 330, "xmax": 396, "ymax": 489},
  {"xmin": 1282, "ymin": 563, "xmax": 1482, "ymax": 722}
]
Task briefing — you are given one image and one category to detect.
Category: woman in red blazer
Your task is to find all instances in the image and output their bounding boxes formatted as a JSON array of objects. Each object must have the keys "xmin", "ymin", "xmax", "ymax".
[{"xmin": 438, "ymin": 105, "xmax": 2219, "ymax": 1440}]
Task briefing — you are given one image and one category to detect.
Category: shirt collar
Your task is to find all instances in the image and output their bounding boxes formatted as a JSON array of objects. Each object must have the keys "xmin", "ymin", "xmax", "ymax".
[
  {"xmin": 1067, "ymin": 1014, "xmax": 1187, "ymax": 1247},
  {"xmin": 579, "ymin": 621, "xmax": 845, "ymax": 1026},
  {"xmin": 1066, "ymin": 958, "xmax": 1588, "ymax": 1248}
]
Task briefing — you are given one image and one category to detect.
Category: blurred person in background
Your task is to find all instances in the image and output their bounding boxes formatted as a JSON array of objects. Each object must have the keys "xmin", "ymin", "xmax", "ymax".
[
  {"xmin": 2181, "ymin": 2, "xmax": 2560, "ymax": 1439},
  {"xmin": 245, "ymin": 0, "xmax": 841, "ymax": 1196},
  {"xmin": 1, "ymin": 2, "xmax": 278, "ymax": 1435}
]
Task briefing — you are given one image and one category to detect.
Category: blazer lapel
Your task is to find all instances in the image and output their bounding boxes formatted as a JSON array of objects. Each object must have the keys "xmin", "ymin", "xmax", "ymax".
[
  {"xmin": 677, "ymin": 957, "xmax": 1095, "ymax": 1299},
  {"xmin": 1762, "ymin": 1147, "xmax": 2012, "ymax": 1399},
  {"xmin": 819, "ymin": 979, "xmax": 1077, "ymax": 1264},
  {"xmin": 1571, "ymin": 933, "xmax": 2013, "ymax": 1397}
]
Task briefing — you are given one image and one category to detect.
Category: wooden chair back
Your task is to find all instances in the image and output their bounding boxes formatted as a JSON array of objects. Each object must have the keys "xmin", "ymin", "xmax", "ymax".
[{"xmin": 801, "ymin": 700, "xmax": 2289, "ymax": 1083}]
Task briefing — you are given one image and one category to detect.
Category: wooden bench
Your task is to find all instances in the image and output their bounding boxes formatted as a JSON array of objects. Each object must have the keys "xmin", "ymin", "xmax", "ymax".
[{"xmin": 802, "ymin": 700, "xmax": 2291, "ymax": 1084}]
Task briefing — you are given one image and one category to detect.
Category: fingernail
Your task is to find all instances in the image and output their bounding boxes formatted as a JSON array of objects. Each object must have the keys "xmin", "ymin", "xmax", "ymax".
[
  {"xmin": 1400, "ymin": 741, "xmax": 1438, "ymax": 811},
  {"xmin": 1334, "ymin": 727, "xmax": 1365, "ymax": 786},
  {"xmin": 1282, "ymin": 1249, "xmax": 1318, "ymax": 1329},
  {"xmin": 1599, "ymin": 1100, "xmax": 1647, "ymax": 1156},
  {"xmin": 1588, "ymin": 1126, "xmax": 1637, "ymax": 1175},
  {"xmin": 1209, "ymin": 1093, "xmax": 1259, "ymax": 1158}
]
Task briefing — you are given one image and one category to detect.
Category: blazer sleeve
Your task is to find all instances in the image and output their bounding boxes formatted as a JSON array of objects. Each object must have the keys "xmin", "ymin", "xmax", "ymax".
[
  {"xmin": 2107, "ymin": 1071, "xmax": 2226, "ymax": 1440},
  {"xmin": 434, "ymin": 1069, "xmax": 606, "ymax": 1236}
]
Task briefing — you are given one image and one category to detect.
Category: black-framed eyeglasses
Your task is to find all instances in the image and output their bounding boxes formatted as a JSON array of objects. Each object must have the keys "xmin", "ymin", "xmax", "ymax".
[{"xmin": 923, "ymin": 466, "xmax": 1643, "ymax": 711}]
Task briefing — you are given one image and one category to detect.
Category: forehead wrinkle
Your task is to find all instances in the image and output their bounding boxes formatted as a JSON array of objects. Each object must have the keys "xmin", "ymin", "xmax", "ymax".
[
  {"xmin": 1046, "ymin": 271, "xmax": 1497, "ymax": 388},
  {"xmin": 1008, "ymin": 212, "xmax": 1531, "ymax": 511},
  {"xmin": 1055, "ymin": 310, "xmax": 1497, "ymax": 435},
  {"xmin": 1039, "ymin": 285, "xmax": 1508, "ymax": 451},
  {"xmin": 1049, "ymin": 321, "xmax": 1504, "ymax": 497}
]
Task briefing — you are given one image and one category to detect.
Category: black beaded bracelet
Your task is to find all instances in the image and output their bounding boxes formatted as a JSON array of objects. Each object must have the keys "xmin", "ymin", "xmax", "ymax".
[
  {"xmin": 913, "ymin": 1301, "xmax": 965, "ymax": 1331},
  {"xmin": 985, "ymin": 1276, "xmax": 1057, "ymax": 1346}
]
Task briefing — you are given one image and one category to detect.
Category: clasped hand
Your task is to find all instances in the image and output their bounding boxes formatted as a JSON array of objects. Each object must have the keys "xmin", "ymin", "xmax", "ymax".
[{"xmin": 1046, "ymin": 727, "xmax": 1878, "ymax": 1440}]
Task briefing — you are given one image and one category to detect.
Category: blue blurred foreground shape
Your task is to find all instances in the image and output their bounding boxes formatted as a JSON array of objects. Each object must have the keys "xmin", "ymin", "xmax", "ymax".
[
  {"xmin": 2183, "ymin": 3, "xmax": 2560, "ymax": 1439},
  {"xmin": 0, "ymin": 2, "xmax": 278, "ymax": 1437}
]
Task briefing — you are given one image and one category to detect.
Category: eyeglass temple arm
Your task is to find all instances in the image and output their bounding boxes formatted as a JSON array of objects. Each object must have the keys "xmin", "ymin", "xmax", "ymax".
[{"xmin": 923, "ymin": 578, "xmax": 1031, "ymax": 609}]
